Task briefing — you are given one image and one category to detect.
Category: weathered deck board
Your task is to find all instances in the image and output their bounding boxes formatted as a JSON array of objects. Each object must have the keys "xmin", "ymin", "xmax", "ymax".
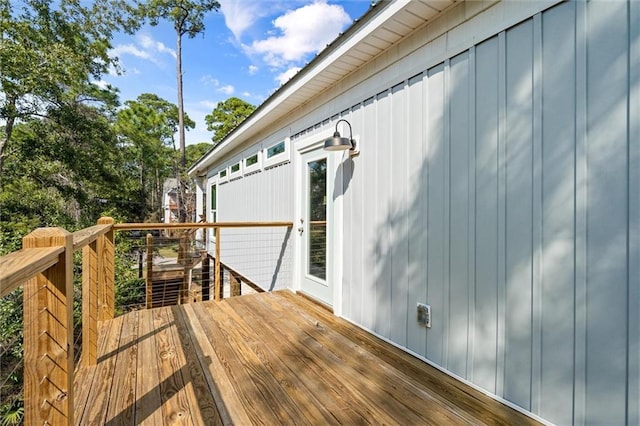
[{"xmin": 75, "ymin": 290, "xmax": 540, "ymax": 425}]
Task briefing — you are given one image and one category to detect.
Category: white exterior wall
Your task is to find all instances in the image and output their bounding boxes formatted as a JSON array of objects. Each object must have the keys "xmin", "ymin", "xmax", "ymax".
[
  {"xmin": 197, "ymin": 1, "xmax": 639, "ymax": 424},
  {"xmin": 335, "ymin": 1, "xmax": 639, "ymax": 425},
  {"xmin": 217, "ymin": 163, "xmax": 294, "ymax": 291}
]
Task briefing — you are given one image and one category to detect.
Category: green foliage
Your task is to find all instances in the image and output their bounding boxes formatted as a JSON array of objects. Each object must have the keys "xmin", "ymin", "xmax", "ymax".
[
  {"xmin": 115, "ymin": 94, "xmax": 190, "ymax": 221},
  {"xmin": 0, "ymin": 404, "xmax": 23, "ymax": 426},
  {"xmin": 114, "ymin": 235, "xmax": 146, "ymax": 314},
  {"xmin": 0, "ymin": 0, "xmax": 140, "ymax": 174},
  {"xmin": 186, "ymin": 142, "xmax": 213, "ymax": 165},
  {"xmin": 205, "ymin": 97, "xmax": 256, "ymax": 145},
  {"xmin": 142, "ymin": 0, "xmax": 220, "ymax": 38}
]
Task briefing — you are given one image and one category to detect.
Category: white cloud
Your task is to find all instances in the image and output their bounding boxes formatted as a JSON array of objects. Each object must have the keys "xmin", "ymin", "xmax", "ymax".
[
  {"xmin": 200, "ymin": 75, "xmax": 220, "ymax": 86},
  {"xmin": 221, "ymin": 0, "xmax": 278, "ymax": 39},
  {"xmin": 249, "ymin": 1, "xmax": 351, "ymax": 67},
  {"xmin": 109, "ymin": 33, "xmax": 176, "ymax": 67},
  {"xmin": 111, "ymin": 44, "xmax": 154, "ymax": 61},
  {"xmin": 217, "ymin": 85, "xmax": 235, "ymax": 95},
  {"xmin": 276, "ymin": 67, "xmax": 301, "ymax": 85},
  {"xmin": 248, "ymin": 65, "xmax": 259, "ymax": 75},
  {"xmin": 138, "ymin": 34, "xmax": 177, "ymax": 59}
]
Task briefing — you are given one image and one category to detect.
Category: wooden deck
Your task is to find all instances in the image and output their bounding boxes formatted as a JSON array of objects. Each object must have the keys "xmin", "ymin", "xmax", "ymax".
[{"xmin": 74, "ymin": 291, "xmax": 539, "ymax": 425}]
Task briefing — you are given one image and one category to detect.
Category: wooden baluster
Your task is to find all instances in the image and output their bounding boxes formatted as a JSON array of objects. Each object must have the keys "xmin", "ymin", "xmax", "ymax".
[
  {"xmin": 81, "ymin": 238, "xmax": 98, "ymax": 367},
  {"xmin": 23, "ymin": 228, "xmax": 74, "ymax": 426},
  {"xmin": 214, "ymin": 227, "xmax": 221, "ymax": 301},
  {"xmin": 230, "ymin": 271, "xmax": 241, "ymax": 297},
  {"xmin": 146, "ymin": 233, "xmax": 153, "ymax": 309},
  {"xmin": 97, "ymin": 217, "xmax": 115, "ymax": 320}
]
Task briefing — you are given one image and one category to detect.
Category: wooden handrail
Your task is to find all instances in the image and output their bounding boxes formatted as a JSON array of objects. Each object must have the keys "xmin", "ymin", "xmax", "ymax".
[
  {"xmin": 114, "ymin": 221, "xmax": 293, "ymax": 230},
  {"xmin": 72, "ymin": 223, "xmax": 112, "ymax": 251},
  {"xmin": 0, "ymin": 247, "xmax": 65, "ymax": 298},
  {"xmin": 0, "ymin": 216, "xmax": 291, "ymax": 425}
]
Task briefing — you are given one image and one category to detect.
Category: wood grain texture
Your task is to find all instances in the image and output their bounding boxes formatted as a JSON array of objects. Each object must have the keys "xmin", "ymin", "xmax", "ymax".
[
  {"xmin": 72, "ymin": 224, "xmax": 112, "ymax": 251},
  {"xmin": 0, "ymin": 246, "xmax": 63, "ymax": 297},
  {"xmin": 114, "ymin": 222, "xmax": 293, "ymax": 230},
  {"xmin": 22, "ymin": 228, "xmax": 74, "ymax": 426},
  {"xmin": 214, "ymin": 228, "xmax": 221, "ymax": 302},
  {"xmin": 74, "ymin": 291, "xmax": 541, "ymax": 425},
  {"xmin": 97, "ymin": 217, "xmax": 115, "ymax": 321},
  {"xmin": 81, "ymin": 241, "xmax": 99, "ymax": 367}
]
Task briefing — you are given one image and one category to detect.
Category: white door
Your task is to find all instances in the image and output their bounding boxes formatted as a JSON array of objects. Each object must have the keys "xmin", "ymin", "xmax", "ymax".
[{"xmin": 299, "ymin": 149, "xmax": 332, "ymax": 306}]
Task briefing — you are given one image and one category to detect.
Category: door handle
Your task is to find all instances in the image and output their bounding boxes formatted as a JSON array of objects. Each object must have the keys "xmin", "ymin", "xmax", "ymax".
[{"xmin": 298, "ymin": 218, "xmax": 304, "ymax": 235}]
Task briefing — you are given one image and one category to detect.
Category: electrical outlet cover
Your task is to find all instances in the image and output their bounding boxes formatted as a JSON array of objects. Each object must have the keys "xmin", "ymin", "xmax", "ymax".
[{"xmin": 417, "ymin": 303, "xmax": 431, "ymax": 328}]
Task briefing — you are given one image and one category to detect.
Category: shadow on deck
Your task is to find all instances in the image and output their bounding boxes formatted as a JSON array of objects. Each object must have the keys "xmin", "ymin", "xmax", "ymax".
[{"xmin": 74, "ymin": 291, "xmax": 539, "ymax": 425}]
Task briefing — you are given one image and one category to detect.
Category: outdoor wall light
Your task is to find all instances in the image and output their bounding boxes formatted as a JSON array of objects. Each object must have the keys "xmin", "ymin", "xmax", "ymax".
[{"xmin": 324, "ymin": 119, "xmax": 358, "ymax": 155}]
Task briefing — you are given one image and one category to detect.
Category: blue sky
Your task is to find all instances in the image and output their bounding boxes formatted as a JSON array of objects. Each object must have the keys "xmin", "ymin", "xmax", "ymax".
[{"xmin": 100, "ymin": 0, "xmax": 372, "ymax": 146}]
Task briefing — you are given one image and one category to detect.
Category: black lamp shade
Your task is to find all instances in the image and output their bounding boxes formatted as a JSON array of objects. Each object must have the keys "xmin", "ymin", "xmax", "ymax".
[{"xmin": 324, "ymin": 131, "xmax": 353, "ymax": 151}]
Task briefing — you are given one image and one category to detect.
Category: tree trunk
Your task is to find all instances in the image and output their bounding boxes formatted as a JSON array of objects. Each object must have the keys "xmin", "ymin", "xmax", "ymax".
[
  {"xmin": 176, "ymin": 33, "xmax": 186, "ymax": 169},
  {"xmin": 0, "ymin": 97, "xmax": 17, "ymax": 177}
]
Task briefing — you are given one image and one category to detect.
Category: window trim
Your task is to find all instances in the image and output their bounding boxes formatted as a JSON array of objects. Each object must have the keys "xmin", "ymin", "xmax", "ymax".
[
  {"xmin": 243, "ymin": 150, "xmax": 262, "ymax": 175},
  {"xmin": 263, "ymin": 138, "xmax": 290, "ymax": 168},
  {"xmin": 229, "ymin": 160, "xmax": 242, "ymax": 180}
]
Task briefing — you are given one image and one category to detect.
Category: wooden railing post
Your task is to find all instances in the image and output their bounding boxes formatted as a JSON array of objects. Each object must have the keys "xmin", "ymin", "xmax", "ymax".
[
  {"xmin": 214, "ymin": 227, "xmax": 221, "ymax": 301},
  {"xmin": 81, "ymin": 238, "xmax": 98, "ymax": 367},
  {"xmin": 146, "ymin": 233, "xmax": 153, "ymax": 309},
  {"xmin": 97, "ymin": 217, "xmax": 115, "ymax": 320},
  {"xmin": 23, "ymin": 228, "xmax": 74, "ymax": 426}
]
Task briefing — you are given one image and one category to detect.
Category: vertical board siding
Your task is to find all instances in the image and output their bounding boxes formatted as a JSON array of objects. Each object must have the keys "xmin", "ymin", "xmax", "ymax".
[
  {"xmin": 540, "ymin": 2, "xmax": 576, "ymax": 423},
  {"xmin": 361, "ymin": 96, "xmax": 377, "ymax": 331},
  {"xmin": 406, "ymin": 73, "xmax": 427, "ymax": 358},
  {"xmin": 374, "ymin": 90, "xmax": 392, "ymax": 337},
  {"xmin": 448, "ymin": 52, "xmax": 470, "ymax": 379},
  {"xmin": 426, "ymin": 64, "xmax": 446, "ymax": 366},
  {"xmin": 390, "ymin": 83, "xmax": 409, "ymax": 347},
  {"xmin": 218, "ymin": 163, "xmax": 294, "ymax": 290},
  {"xmin": 346, "ymin": 103, "xmax": 364, "ymax": 324},
  {"xmin": 473, "ymin": 36, "xmax": 500, "ymax": 395},
  {"xmin": 628, "ymin": 2, "xmax": 640, "ymax": 426},
  {"xmin": 585, "ymin": 1, "xmax": 629, "ymax": 424},
  {"xmin": 336, "ymin": 2, "xmax": 638, "ymax": 424},
  {"xmin": 504, "ymin": 19, "xmax": 534, "ymax": 411}
]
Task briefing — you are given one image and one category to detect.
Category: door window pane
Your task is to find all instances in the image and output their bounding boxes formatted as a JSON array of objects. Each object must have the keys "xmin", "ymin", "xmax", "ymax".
[{"xmin": 307, "ymin": 158, "xmax": 327, "ymax": 280}]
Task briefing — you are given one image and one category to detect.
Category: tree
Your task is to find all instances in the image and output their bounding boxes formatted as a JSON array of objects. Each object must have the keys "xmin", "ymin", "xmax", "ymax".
[
  {"xmin": 141, "ymin": 0, "xmax": 220, "ymax": 168},
  {"xmin": 185, "ymin": 142, "xmax": 213, "ymax": 165},
  {"xmin": 0, "ymin": 0, "xmax": 140, "ymax": 175},
  {"xmin": 205, "ymin": 97, "xmax": 256, "ymax": 146},
  {"xmin": 115, "ymin": 97, "xmax": 177, "ymax": 221}
]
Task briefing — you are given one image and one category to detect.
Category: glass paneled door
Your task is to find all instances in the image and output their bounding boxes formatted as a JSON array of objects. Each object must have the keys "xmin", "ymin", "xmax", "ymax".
[{"xmin": 299, "ymin": 149, "xmax": 332, "ymax": 306}]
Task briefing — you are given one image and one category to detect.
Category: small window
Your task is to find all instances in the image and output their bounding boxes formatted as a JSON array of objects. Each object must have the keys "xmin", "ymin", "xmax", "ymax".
[
  {"xmin": 245, "ymin": 154, "xmax": 258, "ymax": 167},
  {"xmin": 219, "ymin": 169, "xmax": 227, "ymax": 178},
  {"xmin": 263, "ymin": 139, "xmax": 290, "ymax": 168},
  {"xmin": 229, "ymin": 160, "xmax": 242, "ymax": 179},
  {"xmin": 243, "ymin": 151, "xmax": 261, "ymax": 175},
  {"xmin": 267, "ymin": 141, "xmax": 285, "ymax": 158}
]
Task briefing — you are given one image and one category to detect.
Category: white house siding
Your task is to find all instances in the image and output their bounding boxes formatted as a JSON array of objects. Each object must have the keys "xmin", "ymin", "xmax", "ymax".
[
  {"xmin": 217, "ymin": 162, "xmax": 294, "ymax": 291},
  {"xmin": 193, "ymin": 0, "xmax": 639, "ymax": 424},
  {"xmin": 336, "ymin": 1, "xmax": 638, "ymax": 425}
]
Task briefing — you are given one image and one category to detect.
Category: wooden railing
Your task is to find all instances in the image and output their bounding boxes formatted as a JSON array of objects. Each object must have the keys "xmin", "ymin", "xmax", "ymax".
[{"xmin": 0, "ymin": 218, "xmax": 292, "ymax": 425}]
